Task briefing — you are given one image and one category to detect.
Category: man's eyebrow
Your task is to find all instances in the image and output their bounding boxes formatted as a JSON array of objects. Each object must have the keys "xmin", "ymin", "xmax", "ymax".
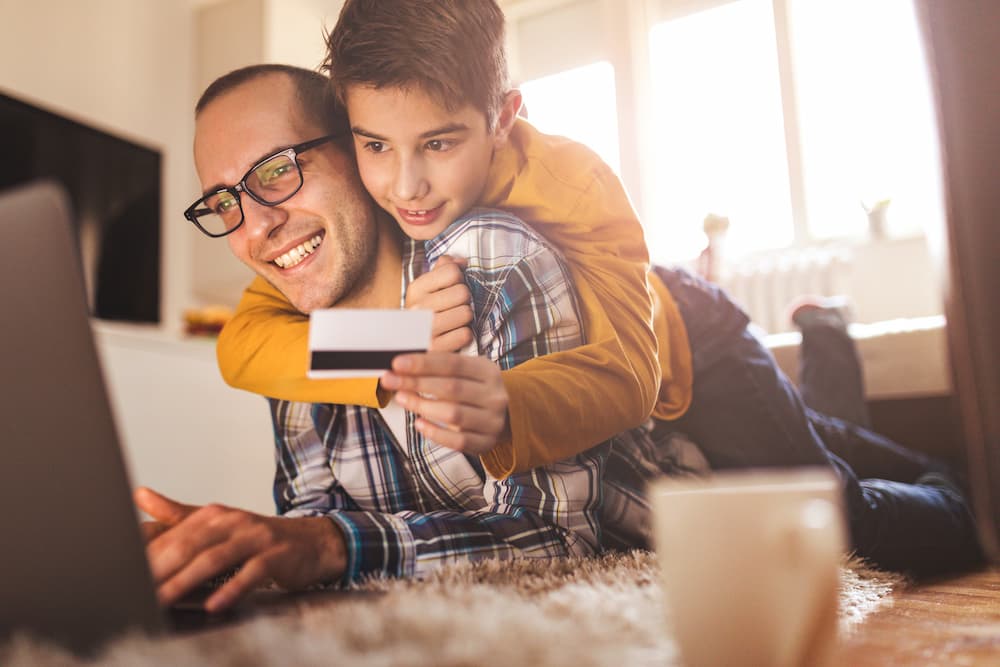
[
  {"xmin": 201, "ymin": 183, "xmax": 229, "ymax": 197},
  {"xmin": 200, "ymin": 142, "xmax": 295, "ymax": 196},
  {"xmin": 351, "ymin": 123, "xmax": 471, "ymax": 141}
]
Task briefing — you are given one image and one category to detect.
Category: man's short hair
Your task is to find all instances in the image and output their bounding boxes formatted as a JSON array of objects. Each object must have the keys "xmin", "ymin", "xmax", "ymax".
[
  {"xmin": 323, "ymin": 0, "xmax": 510, "ymax": 129},
  {"xmin": 195, "ymin": 64, "xmax": 350, "ymax": 138}
]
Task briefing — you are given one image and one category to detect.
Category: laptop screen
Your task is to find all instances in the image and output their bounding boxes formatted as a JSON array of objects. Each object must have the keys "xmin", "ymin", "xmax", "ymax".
[{"xmin": 0, "ymin": 181, "xmax": 164, "ymax": 652}]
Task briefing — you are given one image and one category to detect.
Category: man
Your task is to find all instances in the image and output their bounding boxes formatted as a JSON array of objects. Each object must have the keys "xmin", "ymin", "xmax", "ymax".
[{"xmin": 139, "ymin": 65, "xmax": 680, "ymax": 613}]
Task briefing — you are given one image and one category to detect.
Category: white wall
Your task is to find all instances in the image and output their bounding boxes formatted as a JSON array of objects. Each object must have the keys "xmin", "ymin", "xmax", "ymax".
[
  {"xmin": 190, "ymin": 0, "xmax": 267, "ymax": 306},
  {"xmin": 94, "ymin": 324, "xmax": 275, "ymax": 514},
  {"xmin": 846, "ymin": 236, "xmax": 942, "ymax": 323},
  {"xmin": 264, "ymin": 0, "xmax": 343, "ymax": 70}
]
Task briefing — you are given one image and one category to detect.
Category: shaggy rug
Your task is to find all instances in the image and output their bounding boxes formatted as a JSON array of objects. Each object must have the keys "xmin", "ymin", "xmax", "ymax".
[{"xmin": 1, "ymin": 551, "xmax": 904, "ymax": 667}]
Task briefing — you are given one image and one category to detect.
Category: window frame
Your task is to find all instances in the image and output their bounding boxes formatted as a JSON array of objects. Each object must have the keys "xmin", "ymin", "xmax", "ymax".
[{"xmin": 506, "ymin": 0, "xmax": 932, "ymax": 255}]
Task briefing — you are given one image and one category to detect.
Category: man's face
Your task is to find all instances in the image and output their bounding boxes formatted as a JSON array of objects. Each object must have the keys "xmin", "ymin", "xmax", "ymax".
[
  {"xmin": 345, "ymin": 84, "xmax": 507, "ymax": 241},
  {"xmin": 194, "ymin": 74, "xmax": 379, "ymax": 313}
]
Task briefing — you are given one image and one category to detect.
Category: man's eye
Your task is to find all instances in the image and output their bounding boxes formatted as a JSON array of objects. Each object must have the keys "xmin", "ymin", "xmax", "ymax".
[
  {"xmin": 213, "ymin": 196, "xmax": 237, "ymax": 214},
  {"xmin": 364, "ymin": 141, "xmax": 386, "ymax": 153},
  {"xmin": 256, "ymin": 161, "xmax": 295, "ymax": 186}
]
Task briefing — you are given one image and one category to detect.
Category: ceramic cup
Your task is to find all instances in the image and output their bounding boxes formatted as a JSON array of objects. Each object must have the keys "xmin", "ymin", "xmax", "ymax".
[{"xmin": 650, "ymin": 468, "xmax": 846, "ymax": 667}]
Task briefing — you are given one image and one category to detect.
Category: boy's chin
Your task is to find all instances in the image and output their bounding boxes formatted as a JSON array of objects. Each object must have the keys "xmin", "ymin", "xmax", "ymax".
[{"xmin": 398, "ymin": 219, "xmax": 451, "ymax": 241}]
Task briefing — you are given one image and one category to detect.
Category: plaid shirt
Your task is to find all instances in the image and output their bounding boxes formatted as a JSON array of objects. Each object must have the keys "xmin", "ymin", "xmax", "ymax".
[{"xmin": 269, "ymin": 209, "xmax": 699, "ymax": 583}]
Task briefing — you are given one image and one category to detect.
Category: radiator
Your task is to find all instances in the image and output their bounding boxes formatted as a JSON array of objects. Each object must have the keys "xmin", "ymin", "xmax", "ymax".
[{"xmin": 718, "ymin": 246, "xmax": 853, "ymax": 333}]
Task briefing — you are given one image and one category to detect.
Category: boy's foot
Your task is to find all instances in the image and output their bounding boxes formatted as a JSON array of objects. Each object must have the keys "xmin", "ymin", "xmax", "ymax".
[
  {"xmin": 787, "ymin": 295, "xmax": 852, "ymax": 331},
  {"xmin": 916, "ymin": 470, "xmax": 973, "ymax": 502},
  {"xmin": 914, "ymin": 471, "xmax": 988, "ymax": 571}
]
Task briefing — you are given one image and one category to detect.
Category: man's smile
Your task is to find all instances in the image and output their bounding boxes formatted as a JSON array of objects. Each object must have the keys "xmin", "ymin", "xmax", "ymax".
[{"xmin": 270, "ymin": 232, "xmax": 325, "ymax": 269}]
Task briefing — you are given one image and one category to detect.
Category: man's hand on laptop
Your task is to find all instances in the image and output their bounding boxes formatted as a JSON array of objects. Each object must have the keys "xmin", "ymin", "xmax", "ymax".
[
  {"xmin": 405, "ymin": 255, "xmax": 474, "ymax": 352},
  {"xmin": 134, "ymin": 487, "xmax": 347, "ymax": 613},
  {"xmin": 380, "ymin": 352, "xmax": 511, "ymax": 456}
]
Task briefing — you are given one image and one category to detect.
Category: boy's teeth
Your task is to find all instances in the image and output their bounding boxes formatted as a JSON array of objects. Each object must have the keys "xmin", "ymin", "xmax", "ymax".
[{"xmin": 274, "ymin": 235, "xmax": 322, "ymax": 269}]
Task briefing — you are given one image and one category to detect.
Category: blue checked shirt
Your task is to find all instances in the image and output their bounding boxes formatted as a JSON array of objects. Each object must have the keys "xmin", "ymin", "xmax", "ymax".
[{"xmin": 269, "ymin": 208, "xmax": 701, "ymax": 583}]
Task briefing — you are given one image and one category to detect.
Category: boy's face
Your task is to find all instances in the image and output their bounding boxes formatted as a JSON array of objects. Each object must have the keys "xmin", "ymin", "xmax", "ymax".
[{"xmin": 345, "ymin": 84, "xmax": 516, "ymax": 241}]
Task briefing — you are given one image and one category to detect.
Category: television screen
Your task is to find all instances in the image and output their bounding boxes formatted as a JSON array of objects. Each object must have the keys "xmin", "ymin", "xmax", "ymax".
[{"xmin": 0, "ymin": 90, "xmax": 161, "ymax": 323}]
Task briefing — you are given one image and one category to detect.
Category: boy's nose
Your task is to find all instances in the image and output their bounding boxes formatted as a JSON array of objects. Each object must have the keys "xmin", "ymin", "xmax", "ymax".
[{"xmin": 392, "ymin": 157, "xmax": 429, "ymax": 202}]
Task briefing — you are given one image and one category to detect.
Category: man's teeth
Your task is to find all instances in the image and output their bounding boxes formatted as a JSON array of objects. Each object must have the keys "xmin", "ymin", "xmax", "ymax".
[{"xmin": 273, "ymin": 235, "xmax": 322, "ymax": 269}]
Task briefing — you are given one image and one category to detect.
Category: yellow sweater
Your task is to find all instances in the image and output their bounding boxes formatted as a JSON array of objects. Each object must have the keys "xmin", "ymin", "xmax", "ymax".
[{"xmin": 216, "ymin": 118, "xmax": 693, "ymax": 478}]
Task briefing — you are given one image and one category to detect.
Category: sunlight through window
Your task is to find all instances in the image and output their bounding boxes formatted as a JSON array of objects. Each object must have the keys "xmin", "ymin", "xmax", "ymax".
[
  {"xmin": 789, "ymin": 0, "xmax": 942, "ymax": 240},
  {"xmin": 646, "ymin": 0, "xmax": 794, "ymax": 262},
  {"xmin": 519, "ymin": 61, "xmax": 622, "ymax": 175}
]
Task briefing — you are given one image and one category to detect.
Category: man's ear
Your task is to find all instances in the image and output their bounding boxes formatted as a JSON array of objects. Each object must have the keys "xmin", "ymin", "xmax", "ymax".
[{"xmin": 491, "ymin": 90, "xmax": 523, "ymax": 148}]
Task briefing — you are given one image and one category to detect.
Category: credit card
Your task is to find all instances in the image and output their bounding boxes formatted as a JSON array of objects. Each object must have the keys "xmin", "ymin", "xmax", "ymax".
[{"xmin": 308, "ymin": 308, "xmax": 433, "ymax": 378}]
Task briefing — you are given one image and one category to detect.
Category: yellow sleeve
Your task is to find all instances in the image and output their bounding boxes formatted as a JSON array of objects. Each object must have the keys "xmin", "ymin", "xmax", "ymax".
[
  {"xmin": 216, "ymin": 276, "xmax": 386, "ymax": 407},
  {"xmin": 649, "ymin": 270, "xmax": 694, "ymax": 422},
  {"xmin": 479, "ymin": 120, "xmax": 691, "ymax": 478}
]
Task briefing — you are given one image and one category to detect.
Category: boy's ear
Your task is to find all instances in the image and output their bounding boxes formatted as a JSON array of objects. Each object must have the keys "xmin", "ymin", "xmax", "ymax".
[{"xmin": 491, "ymin": 90, "xmax": 523, "ymax": 148}]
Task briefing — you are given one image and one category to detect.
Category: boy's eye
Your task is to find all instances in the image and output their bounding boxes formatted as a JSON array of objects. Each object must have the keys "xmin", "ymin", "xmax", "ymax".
[
  {"xmin": 363, "ymin": 141, "xmax": 387, "ymax": 153},
  {"xmin": 425, "ymin": 139, "xmax": 454, "ymax": 152}
]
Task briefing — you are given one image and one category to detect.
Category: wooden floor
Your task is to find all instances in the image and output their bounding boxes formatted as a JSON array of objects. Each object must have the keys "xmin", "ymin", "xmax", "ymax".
[{"xmin": 837, "ymin": 565, "xmax": 1000, "ymax": 665}]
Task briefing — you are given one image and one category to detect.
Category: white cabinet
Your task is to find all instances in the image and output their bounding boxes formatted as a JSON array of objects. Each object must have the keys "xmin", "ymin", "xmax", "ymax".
[{"xmin": 93, "ymin": 322, "xmax": 275, "ymax": 515}]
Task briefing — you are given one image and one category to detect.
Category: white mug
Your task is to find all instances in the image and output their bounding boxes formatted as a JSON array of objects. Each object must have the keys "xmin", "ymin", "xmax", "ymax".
[{"xmin": 650, "ymin": 468, "xmax": 846, "ymax": 667}]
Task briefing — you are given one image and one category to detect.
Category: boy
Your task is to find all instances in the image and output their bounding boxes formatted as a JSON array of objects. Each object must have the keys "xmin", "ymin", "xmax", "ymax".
[{"xmin": 217, "ymin": 0, "xmax": 693, "ymax": 480}]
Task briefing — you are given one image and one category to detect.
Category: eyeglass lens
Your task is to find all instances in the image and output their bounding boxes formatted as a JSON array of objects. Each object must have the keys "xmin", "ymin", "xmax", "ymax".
[{"xmin": 193, "ymin": 153, "xmax": 303, "ymax": 236}]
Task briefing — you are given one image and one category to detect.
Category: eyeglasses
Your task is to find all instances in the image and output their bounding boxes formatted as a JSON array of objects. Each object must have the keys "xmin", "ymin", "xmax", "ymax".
[{"xmin": 184, "ymin": 135, "xmax": 336, "ymax": 238}]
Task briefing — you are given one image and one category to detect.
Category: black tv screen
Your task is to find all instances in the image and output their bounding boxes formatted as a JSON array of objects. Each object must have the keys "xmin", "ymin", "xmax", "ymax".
[{"xmin": 0, "ymin": 90, "xmax": 161, "ymax": 323}]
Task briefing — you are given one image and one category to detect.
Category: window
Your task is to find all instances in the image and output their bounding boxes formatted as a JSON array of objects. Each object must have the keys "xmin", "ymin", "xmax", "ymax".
[
  {"xmin": 519, "ymin": 61, "xmax": 622, "ymax": 175},
  {"xmin": 646, "ymin": 0, "xmax": 793, "ymax": 262},
  {"xmin": 788, "ymin": 0, "xmax": 942, "ymax": 241},
  {"xmin": 508, "ymin": 0, "xmax": 943, "ymax": 263}
]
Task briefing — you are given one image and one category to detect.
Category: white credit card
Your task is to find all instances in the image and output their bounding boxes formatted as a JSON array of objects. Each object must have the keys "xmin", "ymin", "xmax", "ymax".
[{"xmin": 307, "ymin": 308, "xmax": 433, "ymax": 378}]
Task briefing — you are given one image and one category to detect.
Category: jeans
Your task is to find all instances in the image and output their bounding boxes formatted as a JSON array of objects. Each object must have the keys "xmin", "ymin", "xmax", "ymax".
[
  {"xmin": 652, "ymin": 266, "xmax": 983, "ymax": 576},
  {"xmin": 798, "ymin": 313, "xmax": 871, "ymax": 429}
]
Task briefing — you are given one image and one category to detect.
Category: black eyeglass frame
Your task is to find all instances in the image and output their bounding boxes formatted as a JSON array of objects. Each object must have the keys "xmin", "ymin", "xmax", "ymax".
[{"xmin": 183, "ymin": 134, "xmax": 337, "ymax": 238}]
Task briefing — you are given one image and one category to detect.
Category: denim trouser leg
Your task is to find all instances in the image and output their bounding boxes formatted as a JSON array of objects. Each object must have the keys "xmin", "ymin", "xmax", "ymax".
[
  {"xmin": 653, "ymin": 266, "xmax": 982, "ymax": 575},
  {"xmin": 798, "ymin": 317, "xmax": 955, "ymax": 481},
  {"xmin": 673, "ymin": 327, "xmax": 831, "ymax": 470},
  {"xmin": 799, "ymin": 321, "xmax": 872, "ymax": 428},
  {"xmin": 806, "ymin": 409, "xmax": 938, "ymax": 483}
]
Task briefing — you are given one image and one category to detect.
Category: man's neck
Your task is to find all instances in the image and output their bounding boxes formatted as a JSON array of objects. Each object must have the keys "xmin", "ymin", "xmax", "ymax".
[{"xmin": 334, "ymin": 213, "xmax": 403, "ymax": 309}]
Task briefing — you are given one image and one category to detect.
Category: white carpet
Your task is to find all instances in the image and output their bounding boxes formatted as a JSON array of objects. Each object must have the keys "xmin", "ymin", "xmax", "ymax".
[{"xmin": 1, "ymin": 551, "xmax": 904, "ymax": 666}]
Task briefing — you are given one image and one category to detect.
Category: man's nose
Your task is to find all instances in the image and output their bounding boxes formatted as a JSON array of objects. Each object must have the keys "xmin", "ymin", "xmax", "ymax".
[
  {"xmin": 392, "ymin": 155, "xmax": 429, "ymax": 202},
  {"xmin": 240, "ymin": 195, "xmax": 286, "ymax": 238}
]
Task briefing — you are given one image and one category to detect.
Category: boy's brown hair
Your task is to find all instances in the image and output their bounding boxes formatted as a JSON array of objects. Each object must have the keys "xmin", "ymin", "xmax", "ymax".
[{"xmin": 323, "ymin": 0, "xmax": 510, "ymax": 129}]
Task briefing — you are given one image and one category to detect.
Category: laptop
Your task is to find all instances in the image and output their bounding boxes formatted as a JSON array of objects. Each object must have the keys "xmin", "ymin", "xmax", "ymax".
[{"xmin": 0, "ymin": 181, "xmax": 343, "ymax": 654}]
